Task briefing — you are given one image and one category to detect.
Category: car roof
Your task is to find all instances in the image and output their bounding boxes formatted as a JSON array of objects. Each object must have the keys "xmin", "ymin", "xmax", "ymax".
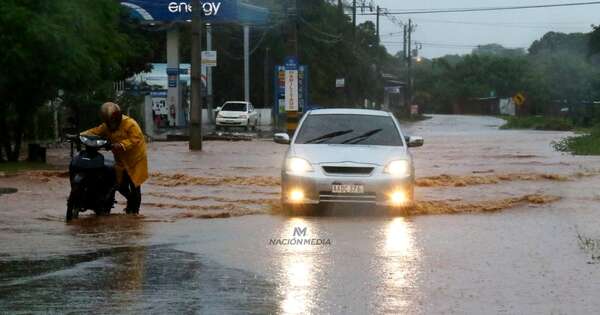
[
  {"xmin": 307, "ymin": 108, "xmax": 391, "ymax": 117},
  {"xmin": 223, "ymin": 101, "xmax": 250, "ymax": 105}
]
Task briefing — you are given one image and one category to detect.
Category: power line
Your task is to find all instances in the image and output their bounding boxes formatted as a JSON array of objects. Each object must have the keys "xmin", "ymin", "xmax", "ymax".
[
  {"xmin": 381, "ymin": 41, "xmax": 527, "ymax": 49},
  {"xmin": 298, "ymin": 16, "xmax": 342, "ymax": 39},
  {"xmin": 358, "ymin": 1, "xmax": 600, "ymax": 15},
  {"xmin": 416, "ymin": 18, "xmax": 594, "ymax": 29}
]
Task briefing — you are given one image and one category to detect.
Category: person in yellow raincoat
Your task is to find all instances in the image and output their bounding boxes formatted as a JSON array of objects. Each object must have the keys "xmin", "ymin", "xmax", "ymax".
[{"xmin": 83, "ymin": 102, "xmax": 148, "ymax": 214}]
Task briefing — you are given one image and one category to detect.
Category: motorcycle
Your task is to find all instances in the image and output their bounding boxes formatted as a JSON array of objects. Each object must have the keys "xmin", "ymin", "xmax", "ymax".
[{"xmin": 65, "ymin": 134, "xmax": 117, "ymax": 222}]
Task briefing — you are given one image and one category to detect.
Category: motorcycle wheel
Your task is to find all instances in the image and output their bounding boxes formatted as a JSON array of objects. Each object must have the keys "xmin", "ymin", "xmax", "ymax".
[
  {"xmin": 66, "ymin": 203, "xmax": 79, "ymax": 222},
  {"xmin": 95, "ymin": 206, "xmax": 112, "ymax": 216},
  {"xmin": 66, "ymin": 190, "xmax": 81, "ymax": 222}
]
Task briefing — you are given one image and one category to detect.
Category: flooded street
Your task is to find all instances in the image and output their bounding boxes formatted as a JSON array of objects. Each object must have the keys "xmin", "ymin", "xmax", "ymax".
[{"xmin": 2, "ymin": 115, "xmax": 600, "ymax": 313}]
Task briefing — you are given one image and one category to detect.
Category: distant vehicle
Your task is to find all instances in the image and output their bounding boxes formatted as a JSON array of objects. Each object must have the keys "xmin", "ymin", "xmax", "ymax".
[
  {"xmin": 274, "ymin": 108, "xmax": 424, "ymax": 214},
  {"xmin": 216, "ymin": 101, "xmax": 259, "ymax": 131}
]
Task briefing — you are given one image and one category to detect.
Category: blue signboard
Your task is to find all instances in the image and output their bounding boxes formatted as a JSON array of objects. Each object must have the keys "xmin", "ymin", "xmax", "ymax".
[
  {"xmin": 166, "ymin": 67, "xmax": 179, "ymax": 87},
  {"xmin": 284, "ymin": 56, "xmax": 298, "ymax": 70},
  {"xmin": 121, "ymin": 0, "xmax": 269, "ymax": 24},
  {"xmin": 150, "ymin": 90, "xmax": 168, "ymax": 98},
  {"xmin": 273, "ymin": 63, "xmax": 309, "ymax": 114}
]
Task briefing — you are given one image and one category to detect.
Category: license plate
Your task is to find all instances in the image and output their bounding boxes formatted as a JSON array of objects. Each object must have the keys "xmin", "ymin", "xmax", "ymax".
[{"xmin": 332, "ymin": 184, "xmax": 364, "ymax": 194}]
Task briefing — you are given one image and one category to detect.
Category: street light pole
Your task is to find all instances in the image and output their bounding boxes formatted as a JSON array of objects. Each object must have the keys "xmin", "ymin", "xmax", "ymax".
[
  {"xmin": 206, "ymin": 23, "xmax": 214, "ymax": 124},
  {"xmin": 189, "ymin": 0, "xmax": 203, "ymax": 151}
]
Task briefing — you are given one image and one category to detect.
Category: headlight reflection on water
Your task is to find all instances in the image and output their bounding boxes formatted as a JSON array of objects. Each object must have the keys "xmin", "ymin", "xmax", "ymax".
[
  {"xmin": 278, "ymin": 218, "xmax": 317, "ymax": 315},
  {"xmin": 385, "ymin": 217, "xmax": 413, "ymax": 254},
  {"xmin": 378, "ymin": 217, "xmax": 420, "ymax": 311}
]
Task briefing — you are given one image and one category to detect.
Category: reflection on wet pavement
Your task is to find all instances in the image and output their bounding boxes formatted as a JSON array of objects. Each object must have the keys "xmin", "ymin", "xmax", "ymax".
[
  {"xmin": 0, "ymin": 245, "xmax": 281, "ymax": 314},
  {"xmin": 278, "ymin": 218, "xmax": 317, "ymax": 314},
  {"xmin": 377, "ymin": 218, "xmax": 419, "ymax": 312}
]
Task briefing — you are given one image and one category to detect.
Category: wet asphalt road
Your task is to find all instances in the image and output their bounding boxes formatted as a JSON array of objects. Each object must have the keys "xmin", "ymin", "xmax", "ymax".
[
  {"xmin": 2, "ymin": 212, "xmax": 600, "ymax": 314},
  {"xmin": 2, "ymin": 115, "xmax": 600, "ymax": 314}
]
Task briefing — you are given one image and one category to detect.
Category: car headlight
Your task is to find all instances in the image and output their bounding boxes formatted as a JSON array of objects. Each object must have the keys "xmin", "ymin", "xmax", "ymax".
[
  {"xmin": 240, "ymin": 114, "xmax": 248, "ymax": 119},
  {"xmin": 384, "ymin": 160, "xmax": 410, "ymax": 177},
  {"xmin": 286, "ymin": 157, "xmax": 313, "ymax": 174},
  {"xmin": 217, "ymin": 112, "xmax": 223, "ymax": 118}
]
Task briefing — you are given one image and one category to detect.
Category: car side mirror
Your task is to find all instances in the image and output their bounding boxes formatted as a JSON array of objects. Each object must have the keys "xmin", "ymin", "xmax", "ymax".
[
  {"xmin": 274, "ymin": 133, "xmax": 290, "ymax": 145},
  {"xmin": 215, "ymin": 106, "xmax": 222, "ymax": 112},
  {"xmin": 407, "ymin": 136, "xmax": 424, "ymax": 147}
]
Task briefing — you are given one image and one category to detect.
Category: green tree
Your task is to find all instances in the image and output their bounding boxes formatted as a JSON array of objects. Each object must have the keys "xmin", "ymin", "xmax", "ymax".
[
  {"xmin": 0, "ymin": 0, "xmax": 154, "ymax": 161},
  {"xmin": 529, "ymin": 31, "xmax": 590, "ymax": 56},
  {"xmin": 591, "ymin": 25, "xmax": 600, "ymax": 56},
  {"xmin": 473, "ymin": 43, "xmax": 526, "ymax": 57}
]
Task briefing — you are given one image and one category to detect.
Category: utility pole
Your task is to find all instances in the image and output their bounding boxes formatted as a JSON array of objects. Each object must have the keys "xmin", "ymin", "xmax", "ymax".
[
  {"xmin": 206, "ymin": 23, "xmax": 214, "ymax": 124},
  {"xmin": 376, "ymin": 5, "xmax": 380, "ymax": 44},
  {"xmin": 403, "ymin": 23, "xmax": 408, "ymax": 107},
  {"xmin": 244, "ymin": 24, "xmax": 250, "ymax": 102},
  {"xmin": 352, "ymin": 0, "xmax": 357, "ymax": 38},
  {"xmin": 285, "ymin": 0, "xmax": 298, "ymax": 136},
  {"xmin": 264, "ymin": 47, "xmax": 270, "ymax": 116},
  {"xmin": 189, "ymin": 0, "xmax": 203, "ymax": 151},
  {"xmin": 407, "ymin": 19, "xmax": 413, "ymax": 109},
  {"xmin": 285, "ymin": 0, "xmax": 298, "ymax": 56}
]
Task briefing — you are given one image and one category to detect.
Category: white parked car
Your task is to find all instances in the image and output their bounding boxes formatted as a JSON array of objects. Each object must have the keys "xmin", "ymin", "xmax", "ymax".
[{"xmin": 216, "ymin": 101, "xmax": 259, "ymax": 131}]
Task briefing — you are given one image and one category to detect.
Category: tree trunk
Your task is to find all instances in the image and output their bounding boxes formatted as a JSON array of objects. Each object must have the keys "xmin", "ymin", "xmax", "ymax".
[
  {"xmin": 9, "ymin": 119, "xmax": 24, "ymax": 162},
  {"xmin": 0, "ymin": 109, "xmax": 12, "ymax": 161},
  {"xmin": 0, "ymin": 106, "xmax": 25, "ymax": 162}
]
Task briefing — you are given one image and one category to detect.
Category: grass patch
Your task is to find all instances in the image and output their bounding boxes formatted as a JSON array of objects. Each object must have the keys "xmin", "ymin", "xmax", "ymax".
[
  {"xmin": 500, "ymin": 115, "xmax": 573, "ymax": 131},
  {"xmin": 0, "ymin": 161, "xmax": 58, "ymax": 174},
  {"xmin": 553, "ymin": 125, "xmax": 600, "ymax": 155}
]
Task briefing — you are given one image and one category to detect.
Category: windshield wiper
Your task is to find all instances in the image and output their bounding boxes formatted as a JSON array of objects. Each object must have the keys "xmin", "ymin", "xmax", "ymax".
[
  {"xmin": 341, "ymin": 128, "xmax": 382, "ymax": 144},
  {"xmin": 305, "ymin": 129, "xmax": 354, "ymax": 144}
]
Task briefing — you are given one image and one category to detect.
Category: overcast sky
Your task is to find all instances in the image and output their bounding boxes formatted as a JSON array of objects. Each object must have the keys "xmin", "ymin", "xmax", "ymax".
[{"xmin": 354, "ymin": 0, "xmax": 599, "ymax": 58}]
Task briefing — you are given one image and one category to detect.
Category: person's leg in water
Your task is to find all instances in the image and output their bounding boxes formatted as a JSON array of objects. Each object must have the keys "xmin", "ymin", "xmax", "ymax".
[{"xmin": 118, "ymin": 172, "xmax": 141, "ymax": 214}]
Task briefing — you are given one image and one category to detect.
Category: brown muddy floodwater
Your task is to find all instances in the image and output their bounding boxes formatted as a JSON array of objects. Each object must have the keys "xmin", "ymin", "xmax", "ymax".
[{"xmin": 1, "ymin": 115, "xmax": 600, "ymax": 314}]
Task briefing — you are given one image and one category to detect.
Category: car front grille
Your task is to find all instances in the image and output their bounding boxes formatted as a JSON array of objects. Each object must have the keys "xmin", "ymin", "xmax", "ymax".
[
  {"xmin": 319, "ymin": 192, "xmax": 377, "ymax": 203},
  {"xmin": 322, "ymin": 166, "xmax": 374, "ymax": 175}
]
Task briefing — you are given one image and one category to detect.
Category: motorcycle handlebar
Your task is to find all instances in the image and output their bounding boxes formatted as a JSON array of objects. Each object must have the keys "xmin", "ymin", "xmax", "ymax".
[{"xmin": 65, "ymin": 134, "xmax": 112, "ymax": 150}]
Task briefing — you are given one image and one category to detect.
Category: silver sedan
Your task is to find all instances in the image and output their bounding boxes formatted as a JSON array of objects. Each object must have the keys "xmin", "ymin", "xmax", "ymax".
[{"xmin": 274, "ymin": 108, "xmax": 423, "ymax": 213}]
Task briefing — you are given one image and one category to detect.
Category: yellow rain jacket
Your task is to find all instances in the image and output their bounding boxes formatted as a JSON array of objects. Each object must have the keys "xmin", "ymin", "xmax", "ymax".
[{"xmin": 83, "ymin": 115, "xmax": 148, "ymax": 187}]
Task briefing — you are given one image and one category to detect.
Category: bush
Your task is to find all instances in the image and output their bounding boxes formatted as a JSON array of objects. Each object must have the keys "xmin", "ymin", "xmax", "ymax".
[{"xmin": 553, "ymin": 124, "xmax": 600, "ymax": 155}]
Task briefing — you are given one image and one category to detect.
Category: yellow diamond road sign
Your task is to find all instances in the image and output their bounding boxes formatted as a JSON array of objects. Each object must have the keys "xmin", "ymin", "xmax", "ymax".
[{"xmin": 513, "ymin": 93, "xmax": 526, "ymax": 106}]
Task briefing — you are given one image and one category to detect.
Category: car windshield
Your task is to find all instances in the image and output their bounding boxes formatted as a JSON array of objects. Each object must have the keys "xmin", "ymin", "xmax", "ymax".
[
  {"xmin": 294, "ymin": 114, "xmax": 403, "ymax": 146},
  {"xmin": 222, "ymin": 103, "xmax": 247, "ymax": 111}
]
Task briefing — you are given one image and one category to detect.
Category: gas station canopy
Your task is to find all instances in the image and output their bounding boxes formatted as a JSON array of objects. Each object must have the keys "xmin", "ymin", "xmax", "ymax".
[{"xmin": 121, "ymin": 0, "xmax": 269, "ymax": 24}]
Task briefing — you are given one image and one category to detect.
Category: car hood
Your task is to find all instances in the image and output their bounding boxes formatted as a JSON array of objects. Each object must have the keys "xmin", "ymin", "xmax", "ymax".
[{"xmin": 291, "ymin": 144, "xmax": 408, "ymax": 166}]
